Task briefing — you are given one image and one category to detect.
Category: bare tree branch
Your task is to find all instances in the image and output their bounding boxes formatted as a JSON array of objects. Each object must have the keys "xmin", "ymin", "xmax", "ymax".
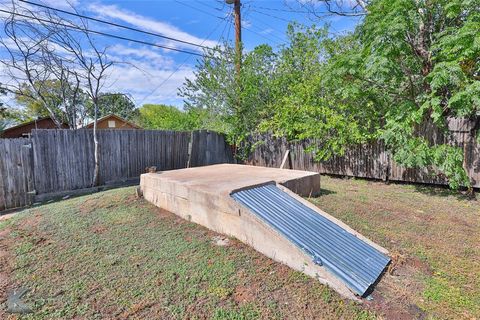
[{"xmin": 287, "ymin": 0, "xmax": 369, "ymax": 19}]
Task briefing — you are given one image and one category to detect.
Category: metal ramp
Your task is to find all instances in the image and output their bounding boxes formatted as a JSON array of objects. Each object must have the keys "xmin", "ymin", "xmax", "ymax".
[{"xmin": 231, "ymin": 184, "xmax": 390, "ymax": 296}]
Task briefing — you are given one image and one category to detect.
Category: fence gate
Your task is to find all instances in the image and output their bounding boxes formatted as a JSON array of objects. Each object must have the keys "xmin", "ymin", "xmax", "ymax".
[{"xmin": 0, "ymin": 138, "xmax": 35, "ymax": 211}]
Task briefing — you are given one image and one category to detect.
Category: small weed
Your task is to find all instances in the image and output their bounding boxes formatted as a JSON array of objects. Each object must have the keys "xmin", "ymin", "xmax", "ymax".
[
  {"xmin": 0, "ymin": 218, "xmax": 12, "ymax": 231},
  {"xmin": 212, "ymin": 304, "xmax": 260, "ymax": 320},
  {"xmin": 424, "ymin": 276, "xmax": 476, "ymax": 311}
]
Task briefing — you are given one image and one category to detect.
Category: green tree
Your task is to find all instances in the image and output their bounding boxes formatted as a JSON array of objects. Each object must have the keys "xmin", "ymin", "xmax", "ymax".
[
  {"xmin": 262, "ymin": 24, "xmax": 383, "ymax": 160},
  {"xmin": 14, "ymin": 80, "xmax": 89, "ymax": 128},
  {"xmin": 180, "ymin": 43, "xmax": 278, "ymax": 156},
  {"xmin": 138, "ymin": 104, "xmax": 200, "ymax": 131},
  {"xmin": 181, "ymin": 0, "xmax": 479, "ymax": 188},
  {"xmin": 354, "ymin": 0, "xmax": 480, "ymax": 188},
  {"xmin": 89, "ymin": 93, "xmax": 138, "ymax": 121}
]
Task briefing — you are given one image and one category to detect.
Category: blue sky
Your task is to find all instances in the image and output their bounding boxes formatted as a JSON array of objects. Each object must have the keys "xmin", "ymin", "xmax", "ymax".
[{"xmin": 1, "ymin": 0, "xmax": 361, "ymax": 108}]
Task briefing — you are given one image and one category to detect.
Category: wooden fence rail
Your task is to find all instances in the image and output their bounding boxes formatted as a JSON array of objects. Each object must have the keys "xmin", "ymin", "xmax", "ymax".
[
  {"xmin": 246, "ymin": 127, "xmax": 480, "ymax": 188},
  {"xmin": 0, "ymin": 129, "xmax": 233, "ymax": 211}
]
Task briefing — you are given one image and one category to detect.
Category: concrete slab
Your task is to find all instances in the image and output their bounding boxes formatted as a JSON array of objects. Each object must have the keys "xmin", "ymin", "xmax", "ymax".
[
  {"xmin": 141, "ymin": 163, "xmax": 320, "ymax": 197},
  {"xmin": 140, "ymin": 164, "xmax": 388, "ymax": 300}
]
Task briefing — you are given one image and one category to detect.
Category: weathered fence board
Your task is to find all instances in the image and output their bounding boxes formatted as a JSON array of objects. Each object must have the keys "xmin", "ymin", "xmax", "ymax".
[
  {"xmin": 0, "ymin": 138, "xmax": 34, "ymax": 210},
  {"xmin": 189, "ymin": 130, "xmax": 233, "ymax": 167},
  {"xmin": 0, "ymin": 129, "xmax": 233, "ymax": 211},
  {"xmin": 2, "ymin": 119, "xmax": 477, "ymax": 212},
  {"xmin": 247, "ymin": 124, "xmax": 480, "ymax": 188},
  {"xmin": 30, "ymin": 129, "xmax": 232, "ymax": 197}
]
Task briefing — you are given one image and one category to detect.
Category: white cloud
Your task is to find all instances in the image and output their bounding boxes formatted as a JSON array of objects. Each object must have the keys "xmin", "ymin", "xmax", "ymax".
[
  {"xmin": 42, "ymin": 0, "xmax": 80, "ymax": 9},
  {"xmin": 87, "ymin": 3, "xmax": 218, "ymax": 52},
  {"xmin": 107, "ymin": 44, "xmax": 175, "ymax": 67},
  {"xmin": 241, "ymin": 19, "xmax": 252, "ymax": 28},
  {"xmin": 260, "ymin": 28, "xmax": 274, "ymax": 35},
  {"xmin": 0, "ymin": 1, "xmax": 200, "ymax": 107},
  {"xmin": 102, "ymin": 51, "xmax": 195, "ymax": 107}
]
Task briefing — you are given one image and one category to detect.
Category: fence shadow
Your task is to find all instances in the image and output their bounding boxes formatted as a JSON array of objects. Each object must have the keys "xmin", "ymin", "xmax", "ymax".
[{"xmin": 412, "ymin": 184, "xmax": 477, "ymax": 201}]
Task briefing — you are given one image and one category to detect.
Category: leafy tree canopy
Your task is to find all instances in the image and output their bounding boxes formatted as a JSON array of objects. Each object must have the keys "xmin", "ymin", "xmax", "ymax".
[
  {"xmin": 13, "ymin": 82, "xmax": 138, "ymax": 128},
  {"xmin": 138, "ymin": 104, "xmax": 202, "ymax": 131},
  {"xmin": 89, "ymin": 93, "xmax": 138, "ymax": 121},
  {"xmin": 14, "ymin": 80, "xmax": 89, "ymax": 128},
  {"xmin": 181, "ymin": 0, "xmax": 480, "ymax": 188}
]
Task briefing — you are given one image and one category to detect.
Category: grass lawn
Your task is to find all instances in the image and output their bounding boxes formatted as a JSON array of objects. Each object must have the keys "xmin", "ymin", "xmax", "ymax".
[{"xmin": 0, "ymin": 176, "xmax": 478, "ymax": 319}]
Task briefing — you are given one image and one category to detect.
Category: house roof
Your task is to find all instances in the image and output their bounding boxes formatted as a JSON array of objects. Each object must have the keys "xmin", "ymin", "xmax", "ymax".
[
  {"xmin": 3, "ymin": 116, "xmax": 58, "ymax": 132},
  {"xmin": 84, "ymin": 114, "xmax": 141, "ymax": 129}
]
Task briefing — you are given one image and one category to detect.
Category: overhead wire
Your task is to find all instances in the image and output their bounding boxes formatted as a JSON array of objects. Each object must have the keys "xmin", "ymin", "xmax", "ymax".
[
  {"xmin": 248, "ymin": 6, "xmax": 346, "ymax": 37},
  {"xmin": 241, "ymin": 4, "xmax": 288, "ymax": 43},
  {"xmin": 173, "ymin": 0, "xmax": 225, "ymax": 20},
  {"xmin": 173, "ymin": 0, "xmax": 284, "ymax": 46},
  {"xmin": 0, "ymin": 8, "xmax": 206, "ymax": 57},
  {"xmin": 248, "ymin": 4, "xmax": 310, "ymax": 14},
  {"xmin": 136, "ymin": 9, "xmax": 233, "ymax": 105},
  {"xmin": 18, "ymin": 0, "xmax": 220, "ymax": 52}
]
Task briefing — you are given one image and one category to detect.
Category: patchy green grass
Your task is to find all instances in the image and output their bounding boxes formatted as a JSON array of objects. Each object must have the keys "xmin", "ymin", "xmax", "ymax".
[
  {"xmin": 0, "ymin": 187, "xmax": 372, "ymax": 320},
  {"xmin": 310, "ymin": 176, "xmax": 480, "ymax": 319},
  {"xmin": 0, "ymin": 176, "xmax": 478, "ymax": 319}
]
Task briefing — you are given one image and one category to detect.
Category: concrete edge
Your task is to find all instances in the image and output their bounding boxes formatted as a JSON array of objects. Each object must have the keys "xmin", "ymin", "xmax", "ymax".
[{"xmin": 229, "ymin": 181, "xmax": 276, "ymax": 195}]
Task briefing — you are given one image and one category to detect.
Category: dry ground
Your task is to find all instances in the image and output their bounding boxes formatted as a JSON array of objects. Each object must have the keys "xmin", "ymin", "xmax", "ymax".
[{"xmin": 0, "ymin": 175, "xmax": 478, "ymax": 319}]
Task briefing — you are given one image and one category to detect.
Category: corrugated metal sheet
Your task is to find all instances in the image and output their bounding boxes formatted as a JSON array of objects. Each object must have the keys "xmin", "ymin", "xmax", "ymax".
[{"xmin": 231, "ymin": 184, "xmax": 390, "ymax": 296}]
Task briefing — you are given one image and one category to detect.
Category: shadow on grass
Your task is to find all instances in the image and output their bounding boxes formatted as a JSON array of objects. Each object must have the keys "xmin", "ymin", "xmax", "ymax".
[
  {"xmin": 412, "ymin": 184, "xmax": 477, "ymax": 201},
  {"xmin": 311, "ymin": 188, "xmax": 336, "ymax": 198}
]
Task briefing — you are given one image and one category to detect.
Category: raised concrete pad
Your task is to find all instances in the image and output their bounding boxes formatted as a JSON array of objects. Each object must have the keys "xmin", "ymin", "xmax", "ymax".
[
  {"xmin": 141, "ymin": 163, "xmax": 321, "ymax": 198},
  {"xmin": 140, "ymin": 164, "xmax": 389, "ymax": 300}
]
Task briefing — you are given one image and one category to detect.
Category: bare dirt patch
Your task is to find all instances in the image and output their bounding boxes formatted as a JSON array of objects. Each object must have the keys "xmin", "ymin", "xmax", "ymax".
[
  {"xmin": 90, "ymin": 224, "xmax": 107, "ymax": 234},
  {"xmin": 0, "ymin": 213, "xmax": 17, "ymax": 221},
  {"xmin": 79, "ymin": 193, "xmax": 138, "ymax": 215},
  {"xmin": 234, "ymin": 285, "xmax": 257, "ymax": 304},
  {"xmin": 21, "ymin": 211, "xmax": 42, "ymax": 230},
  {"xmin": 0, "ymin": 227, "xmax": 16, "ymax": 319}
]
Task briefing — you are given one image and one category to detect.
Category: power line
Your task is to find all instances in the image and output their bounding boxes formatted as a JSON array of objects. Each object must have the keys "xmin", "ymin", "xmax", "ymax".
[
  {"xmin": 158, "ymin": 11, "xmax": 236, "ymax": 104},
  {"xmin": 173, "ymin": 0, "xmax": 226, "ymax": 20},
  {"xmin": 241, "ymin": 5, "xmax": 287, "ymax": 43},
  {"xmin": 226, "ymin": 11, "xmax": 233, "ymax": 43},
  {"xmin": 249, "ymin": 5, "xmax": 309, "ymax": 14},
  {"xmin": 249, "ymin": 8, "xmax": 291, "ymax": 23},
  {"xmin": 174, "ymin": 0, "xmax": 283, "ymax": 46},
  {"xmin": 0, "ymin": 8, "xmax": 205, "ymax": 57},
  {"xmin": 218, "ymin": 10, "xmax": 233, "ymax": 41},
  {"xmin": 137, "ymin": 11, "xmax": 232, "ymax": 105},
  {"xmin": 194, "ymin": 0, "xmax": 228, "ymax": 14},
  {"xmin": 19, "ymin": 0, "xmax": 218, "ymax": 52},
  {"xmin": 242, "ymin": 23, "xmax": 283, "ymax": 45},
  {"xmin": 248, "ymin": 6, "xmax": 344, "ymax": 37}
]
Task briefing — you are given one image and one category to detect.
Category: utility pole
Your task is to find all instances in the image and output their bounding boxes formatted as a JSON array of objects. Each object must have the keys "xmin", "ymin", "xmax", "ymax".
[
  {"xmin": 226, "ymin": 0, "xmax": 241, "ymax": 74},
  {"xmin": 233, "ymin": 0, "xmax": 241, "ymax": 74},
  {"xmin": 226, "ymin": 0, "xmax": 242, "ymax": 162}
]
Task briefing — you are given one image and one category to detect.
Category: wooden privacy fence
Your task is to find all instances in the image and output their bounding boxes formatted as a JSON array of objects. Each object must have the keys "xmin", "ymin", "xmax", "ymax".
[
  {"xmin": 0, "ymin": 129, "xmax": 233, "ymax": 211},
  {"xmin": 0, "ymin": 138, "xmax": 34, "ymax": 211},
  {"xmin": 247, "ymin": 119, "xmax": 480, "ymax": 188}
]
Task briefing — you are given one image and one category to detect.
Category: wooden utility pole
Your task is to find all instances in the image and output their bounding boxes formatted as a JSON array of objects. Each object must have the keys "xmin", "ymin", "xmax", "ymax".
[
  {"xmin": 234, "ymin": 0, "xmax": 241, "ymax": 73},
  {"xmin": 230, "ymin": 0, "xmax": 241, "ymax": 74},
  {"xmin": 227, "ymin": 0, "xmax": 242, "ymax": 162}
]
